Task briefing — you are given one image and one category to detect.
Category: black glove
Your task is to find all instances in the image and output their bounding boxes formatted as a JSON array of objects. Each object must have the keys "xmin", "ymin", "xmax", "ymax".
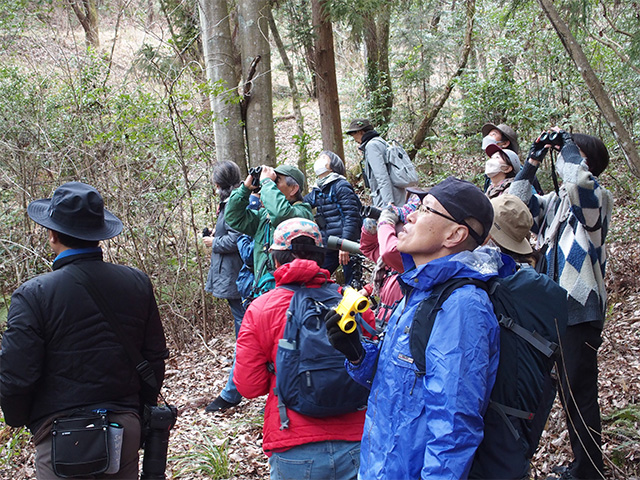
[
  {"xmin": 558, "ymin": 129, "xmax": 575, "ymax": 149},
  {"xmin": 528, "ymin": 134, "xmax": 548, "ymax": 163},
  {"xmin": 325, "ymin": 309, "xmax": 364, "ymax": 364}
]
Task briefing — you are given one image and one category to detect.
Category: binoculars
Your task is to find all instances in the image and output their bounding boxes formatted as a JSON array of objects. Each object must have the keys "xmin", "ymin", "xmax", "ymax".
[
  {"xmin": 249, "ymin": 166, "xmax": 262, "ymax": 192},
  {"xmin": 202, "ymin": 227, "xmax": 212, "ymax": 237},
  {"xmin": 335, "ymin": 287, "xmax": 370, "ymax": 334},
  {"xmin": 327, "ymin": 235, "xmax": 362, "ymax": 255},
  {"xmin": 360, "ymin": 205, "xmax": 382, "ymax": 221},
  {"xmin": 538, "ymin": 131, "xmax": 563, "ymax": 147}
]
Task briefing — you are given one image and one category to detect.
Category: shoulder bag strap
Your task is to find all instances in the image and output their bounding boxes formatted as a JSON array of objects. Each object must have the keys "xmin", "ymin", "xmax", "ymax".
[{"xmin": 66, "ymin": 265, "xmax": 158, "ymax": 391}]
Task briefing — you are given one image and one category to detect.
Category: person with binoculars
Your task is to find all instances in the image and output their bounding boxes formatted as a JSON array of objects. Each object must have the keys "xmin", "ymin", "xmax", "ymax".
[
  {"xmin": 226, "ymin": 163, "xmax": 313, "ymax": 297},
  {"xmin": 326, "ymin": 177, "xmax": 504, "ymax": 479},
  {"xmin": 509, "ymin": 128, "xmax": 612, "ymax": 480}
]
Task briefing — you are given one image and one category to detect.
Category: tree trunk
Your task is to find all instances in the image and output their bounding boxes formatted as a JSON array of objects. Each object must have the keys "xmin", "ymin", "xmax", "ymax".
[
  {"xmin": 237, "ymin": 0, "xmax": 277, "ymax": 168},
  {"xmin": 311, "ymin": 0, "xmax": 344, "ymax": 161},
  {"xmin": 198, "ymin": 0, "xmax": 247, "ymax": 176},
  {"xmin": 408, "ymin": 0, "xmax": 475, "ymax": 159},
  {"xmin": 537, "ymin": 0, "xmax": 640, "ymax": 178},
  {"xmin": 363, "ymin": 6, "xmax": 393, "ymax": 133},
  {"xmin": 69, "ymin": 0, "xmax": 100, "ymax": 48},
  {"xmin": 268, "ymin": 8, "xmax": 309, "ymax": 188}
]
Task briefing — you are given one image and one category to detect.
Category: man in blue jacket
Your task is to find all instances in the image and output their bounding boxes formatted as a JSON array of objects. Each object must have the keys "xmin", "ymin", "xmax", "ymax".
[{"xmin": 327, "ymin": 177, "xmax": 507, "ymax": 479}]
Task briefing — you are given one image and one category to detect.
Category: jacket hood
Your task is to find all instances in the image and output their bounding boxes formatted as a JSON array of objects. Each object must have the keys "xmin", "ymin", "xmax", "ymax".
[
  {"xmin": 274, "ymin": 258, "xmax": 332, "ymax": 287},
  {"xmin": 400, "ymin": 246, "xmax": 516, "ymax": 291},
  {"xmin": 359, "ymin": 130, "xmax": 380, "ymax": 151}
]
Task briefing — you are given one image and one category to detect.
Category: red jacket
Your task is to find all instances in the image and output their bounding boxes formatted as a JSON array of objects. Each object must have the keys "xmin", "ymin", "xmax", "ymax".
[{"xmin": 234, "ymin": 258, "xmax": 373, "ymax": 454}]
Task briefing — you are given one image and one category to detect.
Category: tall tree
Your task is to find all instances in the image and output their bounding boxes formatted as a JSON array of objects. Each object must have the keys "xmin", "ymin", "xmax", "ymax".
[
  {"xmin": 69, "ymin": 0, "xmax": 99, "ymax": 48},
  {"xmin": 268, "ymin": 6, "xmax": 309, "ymax": 182},
  {"xmin": 409, "ymin": 0, "xmax": 475, "ymax": 159},
  {"xmin": 198, "ymin": 0, "xmax": 247, "ymax": 175},
  {"xmin": 237, "ymin": 0, "xmax": 277, "ymax": 167},
  {"xmin": 363, "ymin": 5, "xmax": 393, "ymax": 132},
  {"xmin": 537, "ymin": 0, "xmax": 640, "ymax": 178},
  {"xmin": 311, "ymin": 0, "xmax": 344, "ymax": 160}
]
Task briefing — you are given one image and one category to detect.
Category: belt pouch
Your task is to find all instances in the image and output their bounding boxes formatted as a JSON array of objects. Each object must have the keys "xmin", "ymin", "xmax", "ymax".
[{"xmin": 51, "ymin": 412, "xmax": 109, "ymax": 478}]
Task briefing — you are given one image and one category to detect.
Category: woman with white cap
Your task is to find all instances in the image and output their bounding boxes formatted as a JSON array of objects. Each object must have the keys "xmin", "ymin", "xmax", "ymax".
[
  {"xmin": 484, "ymin": 144, "xmax": 522, "ymax": 199},
  {"xmin": 304, "ymin": 151, "xmax": 362, "ymax": 285}
]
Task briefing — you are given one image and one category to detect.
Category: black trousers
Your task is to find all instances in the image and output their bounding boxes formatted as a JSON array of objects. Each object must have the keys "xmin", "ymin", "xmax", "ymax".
[{"xmin": 557, "ymin": 323, "xmax": 605, "ymax": 480}]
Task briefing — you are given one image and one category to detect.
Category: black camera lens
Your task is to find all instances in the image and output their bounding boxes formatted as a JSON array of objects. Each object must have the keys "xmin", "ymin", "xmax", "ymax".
[{"xmin": 140, "ymin": 405, "xmax": 177, "ymax": 480}]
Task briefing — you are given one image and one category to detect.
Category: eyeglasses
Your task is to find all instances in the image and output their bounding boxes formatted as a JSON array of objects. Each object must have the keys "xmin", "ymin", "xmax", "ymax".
[
  {"xmin": 417, "ymin": 203, "xmax": 458, "ymax": 224},
  {"xmin": 417, "ymin": 202, "xmax": 484, "ymax": 245}
]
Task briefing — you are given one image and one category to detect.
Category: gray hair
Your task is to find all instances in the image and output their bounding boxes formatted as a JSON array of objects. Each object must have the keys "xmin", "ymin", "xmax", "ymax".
[{"xmin": 322, "ymin": 150, "xmax": 346, "ymax": 177}]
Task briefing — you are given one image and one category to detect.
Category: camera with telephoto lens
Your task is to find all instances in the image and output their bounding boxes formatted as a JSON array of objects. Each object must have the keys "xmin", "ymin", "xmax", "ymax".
[
  {"xmin": 360, "ymin": 205, "xmax": 382, "ymax": 221},
  {"xmin": 140, "ymin": 404, "xmax": 178, "ymax": 480},
  {"xmin": 249, "ymin": 166, "xmax": 263, "ymax": 192},
  {"xmin": 538, "ymin": 131, "xmax": 563, "ymax": 147}
]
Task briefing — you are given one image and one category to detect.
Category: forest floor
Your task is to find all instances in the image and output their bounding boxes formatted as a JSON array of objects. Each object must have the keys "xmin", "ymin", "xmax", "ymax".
[{"xmin": 2, "ymin": 241, "xmax": 639, "ymax": 479}]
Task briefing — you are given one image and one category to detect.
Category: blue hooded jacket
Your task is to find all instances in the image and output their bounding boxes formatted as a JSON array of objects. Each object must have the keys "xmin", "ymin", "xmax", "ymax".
[{"xmin": 348, "ymin": 247, "xmax": 514, "ymax": 479}]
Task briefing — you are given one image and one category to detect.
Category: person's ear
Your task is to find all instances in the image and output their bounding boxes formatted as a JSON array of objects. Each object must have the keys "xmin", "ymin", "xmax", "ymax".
[{"xmin": 443, "ymin": 224, "xmax": 469, "ymax": 249}]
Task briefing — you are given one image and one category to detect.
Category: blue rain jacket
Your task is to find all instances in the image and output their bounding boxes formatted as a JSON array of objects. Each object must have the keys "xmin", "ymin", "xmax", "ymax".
[{"xmin": 348, "ymin": 247, "xmax": 514, "ymax": 479}]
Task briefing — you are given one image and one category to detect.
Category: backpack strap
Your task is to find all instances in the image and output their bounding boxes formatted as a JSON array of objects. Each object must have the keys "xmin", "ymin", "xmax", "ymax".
[
  {"xmin": 487, "ymin": 401, "xmax": 535, "ymax": 441},
  {"xmin": 497, "ymin": 315, "xmax": 559, "ymax": 358},
  {"xmin": 409, "ymin": 277, "xmax": 487, "ymax": 374}
]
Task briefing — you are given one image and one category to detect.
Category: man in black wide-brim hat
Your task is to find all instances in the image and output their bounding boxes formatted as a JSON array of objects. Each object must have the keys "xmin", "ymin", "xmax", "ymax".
[{"xmin": 0, "ymin": 181, "xmax": 169, "ymax": 479}]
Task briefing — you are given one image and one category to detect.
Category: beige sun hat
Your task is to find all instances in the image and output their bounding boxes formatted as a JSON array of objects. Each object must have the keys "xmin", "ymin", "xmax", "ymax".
[{"xmin": 489, "ymin": 194, "xmax": 533, "ymax": 254}]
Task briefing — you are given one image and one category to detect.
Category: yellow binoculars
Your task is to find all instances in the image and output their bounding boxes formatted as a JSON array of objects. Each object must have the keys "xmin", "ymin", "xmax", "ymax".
[{"xmin": 334, "ymin": 287, "xmax": 370, "ymax": 334}]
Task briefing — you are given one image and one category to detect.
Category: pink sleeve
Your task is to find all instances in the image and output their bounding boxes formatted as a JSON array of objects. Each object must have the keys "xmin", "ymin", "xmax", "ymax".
[
  {"xmin": 359, "ymin": 228, "xmax": 380, "ymax": 262},
  {"xmin": 377, "ymin": 223, "xmax": 404, "ymax": 273}
]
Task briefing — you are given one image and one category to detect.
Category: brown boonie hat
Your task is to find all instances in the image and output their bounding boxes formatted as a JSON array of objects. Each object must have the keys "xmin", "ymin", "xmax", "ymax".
[
  {"xmin": 345, "ymin": 119, "xmax": 372, "ymax": 134},
  {"xmin": 481, "ymin": 123, "xmax": 520, "ymax": 154}
]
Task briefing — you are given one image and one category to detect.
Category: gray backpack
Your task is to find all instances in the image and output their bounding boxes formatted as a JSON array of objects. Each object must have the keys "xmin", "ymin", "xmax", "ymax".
[{"xmin": 372, "ymin": 137, "xmax": 419, "ymax": 188}]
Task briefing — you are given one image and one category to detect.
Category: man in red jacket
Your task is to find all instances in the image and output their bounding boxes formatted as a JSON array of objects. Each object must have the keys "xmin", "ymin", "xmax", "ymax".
[{"xmin": 233, "ymin": 217, "xmax": 374, "ymax": 480}]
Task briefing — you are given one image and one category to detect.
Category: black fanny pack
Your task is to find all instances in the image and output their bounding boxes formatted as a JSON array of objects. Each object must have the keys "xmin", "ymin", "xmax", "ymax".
[{"xmin": 51, "ymin": 411, "xmax": 109, "ymax": 478}]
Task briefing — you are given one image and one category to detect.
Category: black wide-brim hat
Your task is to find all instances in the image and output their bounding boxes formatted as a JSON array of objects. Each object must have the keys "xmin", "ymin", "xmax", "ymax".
[{"xmin": 27, "ymin": 182, "xmax": 123, "ymax": 241}]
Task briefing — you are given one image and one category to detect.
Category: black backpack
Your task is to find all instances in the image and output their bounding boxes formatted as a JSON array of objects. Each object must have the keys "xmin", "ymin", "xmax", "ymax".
[
  {"xmin": 273, "ymin": 283, "xmax": 371, "ymax": 429},
  {"xmin": 409, "ymin": 268, "xmax": 568, "ymax": 479}
]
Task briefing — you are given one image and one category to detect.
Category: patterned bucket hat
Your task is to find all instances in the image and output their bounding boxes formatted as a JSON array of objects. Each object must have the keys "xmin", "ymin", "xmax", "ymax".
[{"xmin": 270, "ymin": 218, "xmax": 323, "ymax": 251}]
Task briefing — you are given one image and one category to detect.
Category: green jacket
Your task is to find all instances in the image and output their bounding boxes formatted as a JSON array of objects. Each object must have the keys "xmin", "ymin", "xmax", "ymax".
[{"xmin": 226, "ymin": 181, "xmax": 313, "ymax": 294}]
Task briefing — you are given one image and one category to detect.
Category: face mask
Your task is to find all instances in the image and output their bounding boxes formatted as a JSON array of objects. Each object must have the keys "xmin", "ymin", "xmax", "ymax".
[
  {"xmin": 485, "ymin": 158, "xmax": 504, "ymax": 177},
  {"xmin": 314, "ymin": 157, "xmax": 330, "ymax": 176},
  {"xmin": 482, "ymin": 135, "xmax": 498, "ymax": 150}
]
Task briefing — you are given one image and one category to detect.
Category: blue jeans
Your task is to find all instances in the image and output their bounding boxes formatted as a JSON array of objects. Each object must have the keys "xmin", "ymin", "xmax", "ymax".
[
  {"xmin": 269, "ymin": 441, "xmax": 360, "ymax": 480},
  {"xmin": 220, "ymin": 298, "xmax": 245, "ymax": 404}
]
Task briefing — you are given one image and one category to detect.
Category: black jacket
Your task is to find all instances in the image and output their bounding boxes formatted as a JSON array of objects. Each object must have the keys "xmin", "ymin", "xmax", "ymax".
[{"xmin": 0, "ymin": 250, "xmax": 168, "ymax": 433}]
